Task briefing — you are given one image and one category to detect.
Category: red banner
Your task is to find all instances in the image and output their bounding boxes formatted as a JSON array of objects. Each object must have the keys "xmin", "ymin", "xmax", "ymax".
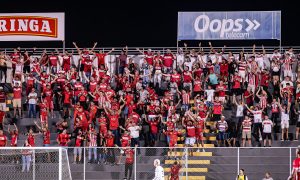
[{"xmin": 0, "ymin": 16, "xmax": 57, "ymax": 37}]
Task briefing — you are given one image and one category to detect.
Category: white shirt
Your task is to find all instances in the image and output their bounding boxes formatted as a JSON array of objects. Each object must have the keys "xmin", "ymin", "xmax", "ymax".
[
  {"xmin": 281, "ymin": 112, "xmax": 290, "ymax": 121},
  {"xmin": 236, "ymin": 105, "xmax": 244, "ymax": 117},
  {"xmin": 205, "ymin": 89, "xmax": 215, "ymax": 102},
  {"xmin": 28, "ymin": 92, "xmax": 37, "ymax": 104},
  {"xmin": 262, "ymin": 119, "xmax": 273, "ymax": 133},
  {"xmin": 153, "ymin": 166, "xmax": 164, "ymax": 180},
  {"xmin": 128, "ymin": 126, "xmax": 140, "ymax": 138},
  {"xmin": 253, "ymin": 110, "xmax": 262, "ymax": 123}
]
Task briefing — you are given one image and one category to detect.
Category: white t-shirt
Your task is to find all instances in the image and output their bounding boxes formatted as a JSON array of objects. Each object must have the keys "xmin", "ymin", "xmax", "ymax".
[
  {"xmin": 153, "ymin": 166, "xmax": 164, "ymax": 180},
  {"xmin": 281, "ymin": 112, "xmax": 290, "ymax": 121},
  {"xmin": 128, "ymin": 126, "xmax": 140, "ymax": 138},
  {"xmin": 236, "ymin": 105, "xmax": 244, "ymax": 117},
  {"xmin": 252, "ymin": 110, "xmax": 262, "ymax": 123},
  {"xmin": 205, "ymin": 89, "xmax": 215, "ymax": 102},
  {"xmin": 262, "ymin": 119, "xmax": 273, "ymax": 133},
  {"xmin": 28, "ymin": 92, "xmax": 37, "ymax": 104}
]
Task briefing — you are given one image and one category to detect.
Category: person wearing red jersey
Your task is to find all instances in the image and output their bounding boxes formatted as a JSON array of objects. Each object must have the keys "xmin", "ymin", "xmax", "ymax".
[
  {"xmin": 187, "ymin": 111, "xmax": 207, "ymax": 152},
  {"xmin": 163, "ymin": 128, "xmax": 181, "ymax": 159},
  {"xmin": 162, "ymin": 70, "xmax": 181, "ymax": 85},
  {"xmin": 10, "ymin": 48, "xmax": 20, "ymax": 77},
  {"xmin": 216, "ymin": 80, "xmax": 227, "ymax": 103},
  {"xmin": 117, "ymin": 131, "xmax": 131, "ymax": 165},
  {"xmin": 232, "ymin": 71, "xmax": 242, "ymax": 96},
  {"xmin": 146, "ymin": 115, "xmax": 161, "ymax": 147},
  {"xmin": 136, "ymin": 48, "xmax": 155, "ymax": 65},
  {"xmin": 98, "ymin": 112, "xmax": 108, "ymax": 145},
  {"xmin": 212, "ymin": 96, "xmax": 223, "ymax": 122},
  {"xmin": 21, "ymin": 140, "xmax": 33, "ymax": 173},
  {"xmin": 163, "ymin": 49, "xmax": 175, "ymax": 73},
  {"xmin": 12, "ymin": 82, "xmax": 22, "ymax": 117},
  {"xmin": 57, "ymin": 50, "xmax": 73, "ymax": 72},
  {"xmin": 94, "ymin": 48, "xmax": 114, "ymax": 68},
  {"xmin": 49, "ymin": 51, "xmax": 60, "ymax": 74},
  {"xmin": 34, "ymin": 121, "xmax": 51, "ymax": 147},
  {"xmin": 58, "ymin": 86, "xmax": 72, "ymax": 118},
  {"xmin": 104, "ymin": 130, "xmax": 116, "ymax": 165},
  {"xmin": 41, "ymin": 84, "xmax": 55, "ymax": 118},
  {"xmin": 0, "ymin": 129, "xmax": 7, "ymax": 147},
  {"xmin": 38, "ymin": 99, "xmax": 49, "ymax": 128},
  {"xmin": 123, "ymin": 147, "xmax": 135, "ymax": 180},
  {"xmin": 57, "ymin": 129, "xmax": 71, "ymax": 146},
  {"xmin": 182, "ymin": 116, "xmax": 197, "ymax": 156},
  {"xmin": 104, "ymin": 103, "xmax": 125, "ymax": 147},
  {"xmin": 25, "ymin": 128, "xmax": 37, "ymax": 147},
  {"xmin": 8, "ymin": 123, "xmax": 18, "ymax": 147},
  {"xmin": 290, "ymin": 151, "xmax": 300, "ymax": 180},
  {"xmin": 169, "ymin": 161, "xmax": 182, "ymax": 180},
  {"xmin": 73, "ymin": 129, "xmax": 84, "ymax": 164}
]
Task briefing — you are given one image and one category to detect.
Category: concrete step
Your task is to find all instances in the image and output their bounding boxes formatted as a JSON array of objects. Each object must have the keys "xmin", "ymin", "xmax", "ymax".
[
  {"xmin": 165, "ymin": 160, "xmax": 210, "ymax": 165},
  {"xmin": 168, "ymin": 152, "xmax": 212, "ymax": 157},
  {"xmin": 164, "ymin": 167, "xmax": 208, "ymax": 173}
]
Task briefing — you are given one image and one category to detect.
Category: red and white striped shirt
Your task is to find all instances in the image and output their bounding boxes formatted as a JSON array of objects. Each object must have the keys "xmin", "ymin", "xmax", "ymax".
[
  {"xmin": 238, "ymin": 61, "xmax": 247, "ymax": 72},
  {"xmin": 283, "ymin": 58, "xmax": 292, "ymax": 71},
  {"xmin": 88, "ymin": 133, "xmax": 97, "ymax": 147},
  {"xmin": 182, "ymin": 93, "xmax": 190, "ymax": 105},
  {"xmin": 260, "ymin": 95, "xmax": 267, "ymax": 109},
  {"xmin": 271, "ymin": 103, "xmax": 279, "ymax": 113},
  {"xmin": 242, "ymin": 119, "xmax": 252, "ymax": 132}
]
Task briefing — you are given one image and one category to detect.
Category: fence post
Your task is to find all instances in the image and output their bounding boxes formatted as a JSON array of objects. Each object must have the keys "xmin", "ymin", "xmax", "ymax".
[
  {"xmin": 134, "ymin": 147, "xmax": 137, "ymax": 180},
  {"xmin": 83, "ymin": 147, "xmax": 86, "ymax": 180},
  {"xmin": 289, "ymin": 147, "xmax": 292, "ymax": 173},
  {"xmin": 33, "ymin": 149, "xmax": 36, "ymax": 180},
  {"xmin": 237, "ymin": 147, "xmax": 240, "ymax": 174},
  {"xmin": 185, "ymin": 147, "xmax": 188, "ymax": 180},
  {"xmin": 58, "ymin": 148, "xmax": 62, "ymax": 180}
]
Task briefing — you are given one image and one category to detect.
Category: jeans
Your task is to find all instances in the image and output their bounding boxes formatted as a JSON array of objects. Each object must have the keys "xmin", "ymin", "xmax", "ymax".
[
  {"xmin": 131, "ymin": 138, "xmax": 140, "ymax": 154},
  {"xmin": 112, "ymin": 129, "xmax": 120, "ymax": 146},
  {"xmin": 88, "ymin": 147, "xmax": 97, "ymax": 161},
  {"xmin": 125, "ymin": 163, "xmax": 133, "ymax": 180},
  {"xmin": 22, "ymin": 155, "xmax": 32, "ymax": 172},
  {"xmin": 28, "ymin": 104, "xmax": 36, "ymax": 118}
]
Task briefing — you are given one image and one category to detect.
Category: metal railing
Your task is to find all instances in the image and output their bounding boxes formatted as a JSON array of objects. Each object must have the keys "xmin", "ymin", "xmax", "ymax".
[{"xmin": 1, "ymin": 46, "xmax": 300, "ymax": 55}]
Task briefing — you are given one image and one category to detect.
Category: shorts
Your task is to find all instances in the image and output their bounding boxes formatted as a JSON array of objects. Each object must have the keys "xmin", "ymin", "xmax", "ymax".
[
  {"xmin": 73, "ymin": 147, "xmax": 82, "ymax": 156},
  {"xmin": 0, "ymin": 103, "xmax": 6, "ymax": 111},
  {"xmin": 283, "ymin": 70, "xmax": 292, "ymax": 78},
  {"xmin": 262, "ymin": 133, "xmax": 272, "ymax": 140},
  {"xmin": 238, "ymin": 71, "xmax": 246, "ymax": 80},
  {"xmin": 13, "ymin": 99, "xmax": 21, "ymax": 108},
  {"xmin": 63, "ymin": 103, "xmax": 71, "ymax": 108},
  {"xmin": 272, "ymin": 71, "xmax": 280, "ymax": 76},
  {"xmin": 242, "ymin": 131, "xmax": 251, "ymax": 139},
  {"xmin": 217, "ymin": 131, "xmax": 226, "ymax": 141},
  {"xmin": 232, "ymin": 88, "xmax": 241, "ymax": 95},
  {"xmin": 185, "ymin": 137, "xmax": 196, "ymax": 146},
  {"xmin": 196, "ymin": 133, "xmax": 203, "ymax": 141},
  {"xmin": 297, "ymin": 122, "xmax": 300, "ymax": 128},
  {"xmin": 281, "ymin": 120, "xmax": 289, "ymax": 129},
  {"xmin": 211, "ymin": 114, "xmax": 221, "ymax": 122},
  {"xmin": 169, "ymin": 141, "xmax": 177, "ymax": 148}
]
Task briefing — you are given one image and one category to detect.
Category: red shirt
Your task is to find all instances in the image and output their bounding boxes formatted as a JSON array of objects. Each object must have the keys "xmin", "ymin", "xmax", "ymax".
[
  {"xmin": 43, "ymin": 130, "xmax": 50, "ymax": 145},
  {"xmin": 84, "ymin": 59, "xmax": 93, "ymax": 72},
  {"xmin": 121, "ymin": 134, "xmax": 131, "ymax": 147},
  {"xmin": 186, "ymin": 125, "xmax": 196, "ymax": 137},
  {"xmin": 149, "ymin": 121, "xmax": 159, "ymax": 134},
  {"xmin": 63, "ymin": 91, "xmax": 72, "ymax": 104},
  {"xmin": 125, "ymin": 149, "xmax": 134, "ymax": 164},
  {"xmin": 58, "ymin": 133, "xmax": 70, "ymax": 146},
  {"xmin": 27, "ymin": 134, "xmax": 35, "ymax": 147},
  {"xmin": 293, "ymin": 157, "xmax": 300, "ymax": 178},
  {"xmin": 98, "ymin": 117, "xmax": 108, "ymax": 134},
  {"xmin": 108, "ymin": 114, "xmax": 119, "ymax": 130},
  {"xmin": 0, "ymin": 135, "xmax": 7, "ymax": 147},
  {"xmin": 171, "ymin": 74, "xmax": 181, "ymax": 84},
  {"xmin": 216, "ymin": 85, "xmax": 227, "ymax": 97},
  {"xmin": 196, "ymin": 119, "xmax": 205, "ymax": 134},
  {"xmin": 105, "ymin": 134, "xmax": 115, "ymax": 147},
  {"xmin": 170, "ymin": 164, "xmax": 182, "ymax": 180},
  {"xmin": 0, "ymin": 111, "xmax": 5, "ymax": 124},
  {"xmin": 49, "ymin": 55, "xmax": 58, "ymax": 66},
  {"xmin": 166, "ymin": 121, "xmax": 175, "ymax": 131},
  {"xmin": 96, "ymin": 53, "xmax": 107, "ymax": 66},
  {"xmin": 144, "ymin": 52, "xmax": 154, "ymax": 65},
  {"xmin": 213, "ymin": 101, "xmax": 222, "ymax": 114},
  {"xmin": 163, "ymin": 54, "xmax": 174, "ymax": 67},
  {"xmin": 75, "ymin": 135, "xmax": 83, "ymax": 147},
  {"xmin": 13, "ymin": 87, "xmax": 22, "ymax": 99},
  {"xmin": 10, "ymin": 132, "xmax": 18, "ymax": 146},
  {"xmin": 167, "ymin": 131, "xmax": 179, "ymax": 143}
]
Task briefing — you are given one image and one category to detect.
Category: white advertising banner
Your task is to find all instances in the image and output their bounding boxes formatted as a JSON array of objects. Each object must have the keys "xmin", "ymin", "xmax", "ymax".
[{"xmin": 0, "ymin": 13, "xmax": 65, "ymax": 41}]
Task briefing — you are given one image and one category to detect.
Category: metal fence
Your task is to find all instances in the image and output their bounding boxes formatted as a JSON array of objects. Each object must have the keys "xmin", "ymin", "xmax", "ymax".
[
  {"xmin": 1, "ymin": 46, "xmax": 300, "ymax": 55},
  {"xmin": 64, "ymin": 147, "xmax": 297, "ymax": 180}
]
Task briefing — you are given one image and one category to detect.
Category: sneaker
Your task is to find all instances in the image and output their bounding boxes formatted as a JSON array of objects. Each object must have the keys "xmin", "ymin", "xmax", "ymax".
[
  {"xmin": 202, "ymin": 149, "xmax": 206, "ymax": 152},
  {"xmin": 259, "ymin": 137, "xmax": 262, "ymax": 141},
  {"xmin": 281, "ymin": 139, "xmax": 284, "ymax": 141},
  {"xmin": 294, "ymin": 139, "xmax": 298, "ymax": 141},
  {"xmin": 196, "ymin": 149, "xmax": 200, "ymax": 152}
]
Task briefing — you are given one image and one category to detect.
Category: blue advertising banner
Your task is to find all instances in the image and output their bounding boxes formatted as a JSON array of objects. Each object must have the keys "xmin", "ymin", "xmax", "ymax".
[{"xmin": 178, "ymin": 11, "xmax": 281, "ymax": 40}]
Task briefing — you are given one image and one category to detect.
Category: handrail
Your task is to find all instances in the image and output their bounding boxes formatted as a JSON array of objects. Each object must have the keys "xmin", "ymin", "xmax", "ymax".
[{"xmin": 1, "ymin": 46, "xmax": 300, "ymax": 55}]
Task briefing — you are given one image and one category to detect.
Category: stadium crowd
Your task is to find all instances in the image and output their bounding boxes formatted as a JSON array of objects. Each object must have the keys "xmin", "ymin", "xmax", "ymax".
[{"xmin": 0, "ymin": 42, "xmax": 299, "ymax": 160}]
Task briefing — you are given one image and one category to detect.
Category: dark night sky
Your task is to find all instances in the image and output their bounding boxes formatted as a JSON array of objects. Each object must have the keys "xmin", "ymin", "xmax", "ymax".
[{"xmin": 0, "ymin": 0, "xmax": 297, "ymax": 48}]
